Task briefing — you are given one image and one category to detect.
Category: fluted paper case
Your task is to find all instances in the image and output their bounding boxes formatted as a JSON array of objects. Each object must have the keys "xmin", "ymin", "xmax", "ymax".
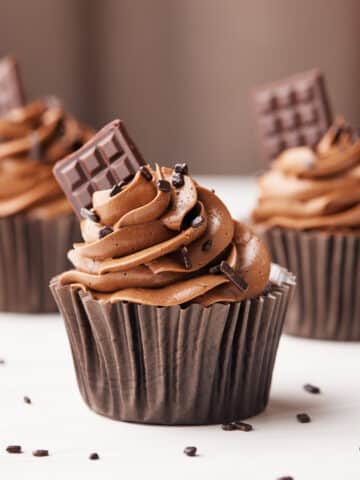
[{"xmin": 50, "ymin": 264, "xmax": 295, "ymax": 425}]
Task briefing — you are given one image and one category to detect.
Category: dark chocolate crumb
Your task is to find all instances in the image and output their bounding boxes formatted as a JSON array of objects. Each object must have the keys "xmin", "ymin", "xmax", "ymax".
[
  {"xmin": 172, "ymin": 172, "xmax": 185, "ymax": 188},
  {"xmin": 202, "ymin": 239, "xmax": 212, "ymax": 252},
  {"xmin": 183, "ymin": 446, "xmax": 197, "ymax": 457},
  {"xmin": 220, "ymin": 261, "xmax": 248, "ymax": 291},
  {"xmin": 296, "ymin": 413, "xmax": 311, "ymax": 423},
  {"xmin": 6, "ymin": 445, "xmax": 22, "ymax": 454},
  {"xmin": 209, "ymin": 264, "xmax": 221, "ymax": 275},
  {"xmin": 24, "ymin": 396, "xmax": 32, "ymax": 404},
  {"xmin": 110, "ymin": 182, "xmax": 125, "ymax": 197},
  {"xmin": 303, "ymin": 383, "xmax": 321, "ymax": 394},
  {"xmin": 89, "ymin": 452, "xmax": 100, "ymax": 460},
  {"xmin": 32, "ymin": 449, "xmax": 49, "ymax": 457},
  {"xmin": 139, "ymin": 165, "xmax": 153, "ymax": 181},
  {"xmin": 180, "ymin": 246, "xmax": 192, "ymax": 270},
  {"xmin": 221, "ymin": 423, "xmax": 237, "ymax": 431},
  {"xmin": 99, "ymin": 226, "xmax": 114, "ymax": 239},
  {"xmin": 157, "ymin": 179, "xmax": 171, "ymax": 192},
  {"xmin": 174, "ymin": 163, "xmax": 188, "ymax": 175},
  {"xmin": 234, "ymin": 421, "xmax": 253, "ymax": 432},
  {"xmin": 191, "ymin": 215, "xmax": 204, "ymax": 228},
  {"xmin": 80, "ymin": 207, "xmax": 100, "ymax": 223}
]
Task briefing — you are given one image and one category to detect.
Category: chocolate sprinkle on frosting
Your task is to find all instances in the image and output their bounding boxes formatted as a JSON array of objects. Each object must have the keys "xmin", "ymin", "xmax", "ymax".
[
  {"xmin": 180, "ymin": 245, "xmax": 192, "ymax": 270},
  {"xmin": 157, "ymin": 179, "xmax": 171, "ymax": 192},
  {"xmin": 80, "ymin": 208, "xmax": 100, "ymax": 223},
  {"xmin": 99, "ymin": 226, "xmax": 114, "ymax": 239},
  {"xmin": 175, "ymin": 163, "xmax": 188, "ymax": 175},
  {"xmin": 220, "ymin": 261, "xmax": 248, "ymax": 291},
  {"xmin": 191, "ymin": 215, "xmax": 204, "ymax": 228},
  {"xmin": 303, "ymin": 383, "xmax": 321, "ymax": 394},
  {"xmin": 209, "ymin": 264, "xmax": 221, "ymax": 275},
  {"xmin": 139, "ymin": 165, "xmax": 153, "ymax": 181},
  {"xmin": 6, "ymin": 445, "xmax": 22, "ymax": 454},
  {"xmin": 183, "ymin": 446, "xmax": 197, "ymax": 457},
  {"xmin": 296, "ymin": 413, "xmax": 311, "ymax": 423},
  {"xmin": 32, "ymin": 449, "xmax": 49, "ymax": 457},
  {"xmin": 110, "ymin": 182, "xmax": 124, "ymax": 197},
  {"xmin": 202, "ymin": 239, "xmax": 212, "ymax": 252},
  {"xmin": 172, "ymin": 172, "xmax": 185, "ymax": 188}
]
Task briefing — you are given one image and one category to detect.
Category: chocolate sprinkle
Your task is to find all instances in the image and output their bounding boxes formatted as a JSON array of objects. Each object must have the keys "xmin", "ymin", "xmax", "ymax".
[
  {"xmin": 89, "ymin": 452, "xmax": 100, "ymax": 460},
  {"xmin": 202, "ymin": 239, "xmax": 212, "ymax": 252},
  {"xmin": 157, "ymin": 179, "xmax": 171, "ymax": 192},
  {"xmin": 175, "ymin": 163, "xmax": 188, "ymax": 175},
  {"xmin": 234, "ymin": 421, "xmax": 253, "ymax": 432},
  {"xmin": 6, "ymin": 445, "xmax": 22, "ymax": 454},
  {"xmin": 99, "ymin": 226, "xmax": 113, "ymax": 239},
  {"xmin": 172, "ymin": 172, "xmax": 185, "ymax": 188},
  {"xmin": 139, "ymin": 165, "xmax": 153, "ymax": 181},
  {"xmin": 110, "ymin": 182, "xmax": 124, "ymax": 197},
  {"xmin": 209, "ymin": 264, "xmax": 221, "ymax": 275},
  {"xmin": 180, "ymin": 246, "xmax": 192, "ymax": 270},
  {"xmin": 191, "ymin": 215, "xmax": 204, "ymax": 228},
  {"xmin": 80, "ymin": 207, "xmax": 100, "ymax": 223},
  {"xmin": 32, "ymin": 449, "xmax": 49, "ymax": 457},
  {"xmin": 221, "ymin": 423, "xmax": 237, "ymax": 431},
  {"xmin": 24, "ymin": 396, "xmax": 32, "ymax": 404},
  {"xmin": 183, "ymin": 446, "xmax": 197, "ymax": 457},
  {"xmin": 303, "ymin": 383, "xmax": 321, "ymax": 394},
  {"xmin": 296, "ymin": 413, "xmax": 311, "ymax": 423},
  {"xmin": 277, "ymin": 477, "xmax": 294, "ymax": 480},
  {"xmin": 220, "ymin": 261, "xmax": 248, "ymax": 291}
]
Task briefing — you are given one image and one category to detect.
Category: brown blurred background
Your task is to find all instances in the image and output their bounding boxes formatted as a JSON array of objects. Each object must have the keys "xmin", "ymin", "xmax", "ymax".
[{"xmin": 1, "ymin": 0, "xmax": 360, "ymax": 173}]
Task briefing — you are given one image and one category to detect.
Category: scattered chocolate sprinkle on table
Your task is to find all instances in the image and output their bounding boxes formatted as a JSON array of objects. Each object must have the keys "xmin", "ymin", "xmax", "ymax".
[
  {"xmin": 32, "ymin": 449, "xmax": 49, "ymax": 457},
  {"xmin": 157, "ymin": 179, "xmax": 171, "ymax": 192},
  {"xmin": 23, "ymin": 395, "xmax": 32, "ymax": 404},
  {"xmin": 139, "ymin": 165, "xmax": 153, "ymax": 181},
  {"xmin": 221, "ymin": 423, "xmax": 237, "ymax": 431},
  {"xmin": 6, "ymin": 445, "xmax": 22, "ymax": 454},
  {"xmin": 80, "ymin": 207, "xmax": 100, "ymax": 223},
  {"xmin": 180, "ymin": 245, "xmax": 192, "ymax": 270},
  {"xmin": 89, "ymin": 452, "xmax": 100, "ymax": 460},
  {"xmin": 303, "ymin": 383, "xmax": 321, "ymax": 394},
  {"xmin": 99, "ymin": 226, "xmax": 114, "ymax": 239},
  {"xmin": 277, "ymin": 476, "xmax": 294, "ymax": 480},
  {"xmin": 296, "ymin": 413, "xmax": 311, "ymax": 423},
  {"xmin": 0, "ymin": 358, "xmax": 6, "ymax": 365},
  {"xmin": 183, "ymin": 446, "xmax": 197, "ymax": 457}
]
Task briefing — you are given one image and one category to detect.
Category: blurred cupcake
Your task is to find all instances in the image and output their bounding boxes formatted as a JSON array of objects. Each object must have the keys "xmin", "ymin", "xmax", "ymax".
[
  {"xmin": 0, "ymin": 60, "xmax": 93, "ymax": 312},
  {"xmin": 252, "ymin": 119, "xmax": 360, "ymax": 340},
  {"xmin": 51, "ymin": 124, "xmax": 295, "ymax": 425}
]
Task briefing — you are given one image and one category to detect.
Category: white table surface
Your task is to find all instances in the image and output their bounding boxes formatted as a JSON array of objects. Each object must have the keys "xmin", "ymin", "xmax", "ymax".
[{"xmin": 1, "ymin": 176, "xmax": 359, "ymax": 480}]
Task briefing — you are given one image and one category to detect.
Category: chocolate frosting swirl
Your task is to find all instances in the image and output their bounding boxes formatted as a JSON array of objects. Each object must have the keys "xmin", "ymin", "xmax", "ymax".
[
  {"xmin": 0, "ymin": 98, "xmax": 93, "ymax": 219},
  {"xmin": 59, "ymin": 165, "xmax": 270, "ymax": 306},
  {"xmin": 252, "ymin": 119, "xmax": 360, "ymax": 231}
]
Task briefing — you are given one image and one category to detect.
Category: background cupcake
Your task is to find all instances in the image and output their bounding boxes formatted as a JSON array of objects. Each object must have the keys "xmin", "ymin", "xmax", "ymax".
[
  {"xmin": 252, "ymin": 119, "xmax": 360, "ymax": 340},
  {"xmin": 0, "ymin": 56, "xmax": 93, "ymax": 312},
  {"xmin": 51, "ymin": 119, "xmax": 295, "ymax": 425}
]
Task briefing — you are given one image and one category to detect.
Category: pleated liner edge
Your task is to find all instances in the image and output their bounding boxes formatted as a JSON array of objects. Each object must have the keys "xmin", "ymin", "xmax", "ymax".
[
  {"xmin": 261, "ymin": 228, "xmax": 360, "ymax": 341},
  {"xmin": 50, "ymin": 269, "xmax": 295, "ymax": 425},
  {"xmin": 0, "ymin": 213, "xmax": 79, "ymax": 313}
]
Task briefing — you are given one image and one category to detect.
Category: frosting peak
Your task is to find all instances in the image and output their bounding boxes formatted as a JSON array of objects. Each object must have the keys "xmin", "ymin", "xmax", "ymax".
[{"xmin": 60, "ymin": 164, "xmax": 270, "ymax": 306}]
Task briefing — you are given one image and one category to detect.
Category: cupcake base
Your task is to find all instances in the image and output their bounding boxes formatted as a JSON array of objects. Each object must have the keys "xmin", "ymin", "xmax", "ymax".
[
  {"xmin": 50, "ymin": 267, "xmax": 295, "ymax": 425},
  {"xmin": 0, "ymin": 213, "xmax": 79, "ymax": 313},
  {"xmin": 261, "ymin": 228, "xmax": 360, "ymax": 341}
]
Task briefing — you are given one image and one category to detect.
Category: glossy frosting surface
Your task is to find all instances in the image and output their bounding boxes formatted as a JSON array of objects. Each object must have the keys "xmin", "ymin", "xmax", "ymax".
[
  {"xmin": 0, "ymin": 98, "xmax": 93, "ymax": 219},
  {"xmin": 60, "ymin": 165, "xmax": 270, "ymax": 306},
  {"xmin": 252, "ymin": 120, "xmax": 360, "ymax": 231}
]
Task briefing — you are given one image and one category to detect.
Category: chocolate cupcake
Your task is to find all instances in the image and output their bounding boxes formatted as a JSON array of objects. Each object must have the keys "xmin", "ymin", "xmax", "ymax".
[
  {"xmin": 252, "ymin": 119, "xmax": 360, "ymax": 340},
  {"xmin": 0, "ymin": 57, "xmax": 93, "ymax": 312},
  {"xmin": 50, "ymin": 120, "xmax": 295, "ymax": 425}
]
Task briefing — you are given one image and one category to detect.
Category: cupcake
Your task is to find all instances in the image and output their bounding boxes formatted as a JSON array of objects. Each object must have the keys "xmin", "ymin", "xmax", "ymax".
[
  {"xmin": 252, "ymin": 119, "xmax": 360, "ymax": 340},
  {"xmin": 0, "ymin": 60, "xmax": 93, "ymax": 312},
  {"xmin": 50, "ymin": 119, "xmax": 295, "ymax": 425}
]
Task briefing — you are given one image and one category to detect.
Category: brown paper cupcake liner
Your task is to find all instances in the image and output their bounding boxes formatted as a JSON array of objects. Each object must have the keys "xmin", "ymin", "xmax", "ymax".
[
  {"xmin": 0, "ymin": 213, "xmax": 79, "ymax": 313},
  {"xmin": 50, "ymin": 265, "xmax": 295, "ymax": 425},
  {"xmin": 261, "ymin": 228, "xmax": 360, "ymax": 341}
]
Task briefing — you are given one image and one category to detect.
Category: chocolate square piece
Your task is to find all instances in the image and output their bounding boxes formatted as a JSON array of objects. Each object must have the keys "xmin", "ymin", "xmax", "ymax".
[
  {"xmin": 0, "ymin": 56, "xmax": 25, "ymax": 116},
  {"xmin": 53, "ymin": 120, "xmax": 145, "ymax": 217},
  {"xmin": 252, "ymin": 69, "xmax": 332, "ymax": 161}
]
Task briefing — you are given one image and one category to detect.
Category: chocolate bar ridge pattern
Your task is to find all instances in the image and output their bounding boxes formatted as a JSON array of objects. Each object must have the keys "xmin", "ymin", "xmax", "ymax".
[
  {"xmin": 53, "ymin": 119, "xmax": 145, "ymax": 217},
  {"xmin": 0, "ymin": 56, "xmax": 25, "ymax": 116},
  {"xmin": 252, "ymin": 69, "xmax": 333, "ymax": 161}
]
